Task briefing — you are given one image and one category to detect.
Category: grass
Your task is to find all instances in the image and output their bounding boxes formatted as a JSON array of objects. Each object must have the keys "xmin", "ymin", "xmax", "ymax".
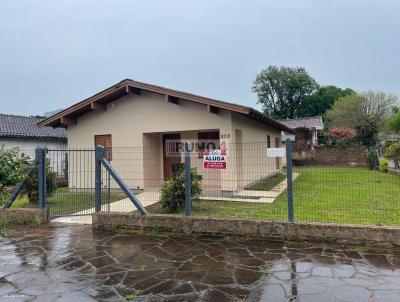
[
  {"xmin": 245, "ymin": 172, "xmax": 286, "ymax": 191},
  {"xmin": 147, "ymin": 167, "xmax": 400, "ymax": 226},
  {"xmin": 11, "ymin": 188, "xmax": 125, "ymax": 217},
  {"xmin": 0, "ymin": 219, "xmax": 8, "ymax": 233}
]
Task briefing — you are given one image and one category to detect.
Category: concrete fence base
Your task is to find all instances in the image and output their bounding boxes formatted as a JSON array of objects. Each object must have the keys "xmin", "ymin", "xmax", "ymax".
[
  {"xmin": 0, "ymin": 208, "xmax": 48, "ymax": 225},
  {"xmin": 93, "ymin": 212, "xmax": 400, "ymax": 246}
]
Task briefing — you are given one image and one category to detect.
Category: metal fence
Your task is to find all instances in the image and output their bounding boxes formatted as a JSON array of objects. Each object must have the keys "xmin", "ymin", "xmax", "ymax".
[{"xmin": 5, "ymin": 138, "xmax": 400, "ymax": 226}]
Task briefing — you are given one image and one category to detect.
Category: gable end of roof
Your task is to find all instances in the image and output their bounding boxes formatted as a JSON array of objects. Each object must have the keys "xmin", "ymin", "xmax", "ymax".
[{"xmin": 37, "ymin": 79, "xmax": 293, "ymax": 133}]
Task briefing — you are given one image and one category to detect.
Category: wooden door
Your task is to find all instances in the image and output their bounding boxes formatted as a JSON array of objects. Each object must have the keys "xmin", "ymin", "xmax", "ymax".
[
  {"xmin": 163, "ymin": 133, "xmax": 181, "ymax": 180},
  {"xmin": 95, "ymin": 134, "xmax": 112, "ymax": 161}
]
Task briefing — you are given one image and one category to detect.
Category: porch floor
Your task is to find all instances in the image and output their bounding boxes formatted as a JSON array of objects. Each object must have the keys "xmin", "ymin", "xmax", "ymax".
[{"xmin": 199, "ymin": 173, "xmax": 299, "ymax": 203}]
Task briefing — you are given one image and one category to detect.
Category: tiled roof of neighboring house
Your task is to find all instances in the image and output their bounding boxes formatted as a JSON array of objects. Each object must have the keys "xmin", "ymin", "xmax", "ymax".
[
  {"xmin": 278, "ymin": 116, "xmax": 324, "ymax": 130},
  {"xmin": 37, "ymin": 79, "xmax": 293, "ymax": 133},
  {"xmin": 0, "ymin": 114, "xmax": 67, "ymax": 140}
]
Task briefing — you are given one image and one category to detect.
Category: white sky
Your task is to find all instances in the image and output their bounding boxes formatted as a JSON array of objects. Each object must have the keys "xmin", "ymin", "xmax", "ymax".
[{"xmin": 0, "ymin": 0, "xmax": 399, "ymax": 115}]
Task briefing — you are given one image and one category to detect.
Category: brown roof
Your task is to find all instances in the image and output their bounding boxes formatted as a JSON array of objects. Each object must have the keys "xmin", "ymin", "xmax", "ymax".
[{"xmin": 37, "ymin": 79, "xmax": 292, "ymax": 133}]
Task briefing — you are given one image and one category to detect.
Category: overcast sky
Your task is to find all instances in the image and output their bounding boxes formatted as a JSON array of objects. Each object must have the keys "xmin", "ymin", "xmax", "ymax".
[{"xmin": 0, "ymin": 0, "xmax": 399, "ymax": 116}]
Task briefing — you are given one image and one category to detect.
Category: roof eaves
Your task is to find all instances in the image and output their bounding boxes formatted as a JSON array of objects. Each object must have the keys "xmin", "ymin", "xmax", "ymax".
[{"xmin": 37, "ymin": 79, "xmax": 291, "ymax": 133}]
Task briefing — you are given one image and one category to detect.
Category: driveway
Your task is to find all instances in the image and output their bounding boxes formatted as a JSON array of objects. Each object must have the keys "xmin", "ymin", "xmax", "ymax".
[{"xmin": 1, "ymin": 224, "xmax": 400, "ymax": 301}]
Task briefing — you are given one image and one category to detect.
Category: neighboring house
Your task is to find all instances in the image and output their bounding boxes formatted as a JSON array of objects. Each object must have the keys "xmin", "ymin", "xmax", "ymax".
[
  {"xmin": 278, "ymin": 116, "xmax": 324, "ymax": 146},
  {"xmin": 38, "ymin": 79, "xmax": 292, "ymax": 192},
  {"xmin": 0, "ymin": 114, "xmax": 67, "ymax": 160}
]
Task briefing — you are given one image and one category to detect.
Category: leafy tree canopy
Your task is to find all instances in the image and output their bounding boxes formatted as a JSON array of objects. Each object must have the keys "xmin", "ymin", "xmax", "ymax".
[
  {"xmin": 389, "ymin": 107, "xmax": 400, "ymax": 132},
  {"xmin": 252, "ymin": 66, "xmax": 318, "ymax": 119},
  {"xmin": 297, "ymin": 86, "xmax": 355, "ymax": 118},
  {"xmin": 327, "ymin": 91, "xmax": 398, "ymax": 146}
]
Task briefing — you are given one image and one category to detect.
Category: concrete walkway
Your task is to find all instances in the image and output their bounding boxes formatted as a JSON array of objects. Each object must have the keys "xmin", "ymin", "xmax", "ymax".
[
  {"xmin": 199, "ymin": 173, "xmax": 299, "ymax": 203},
  {"xmin": 52, "ymin": 191, "xmax": 160, "ymax": 225}
]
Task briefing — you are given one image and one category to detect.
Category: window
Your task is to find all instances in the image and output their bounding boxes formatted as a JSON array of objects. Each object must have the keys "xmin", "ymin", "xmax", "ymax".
[
  {"xmin": 95, "ymin": 134, "xmax": 112, "ymax": 161},
  {"xmin": 267, "ymin": 135, "xmax": 271, "ymax": 148},
  {"xmin": 198, "ymin": 131, "xmax": 220, "ymax": 157}
]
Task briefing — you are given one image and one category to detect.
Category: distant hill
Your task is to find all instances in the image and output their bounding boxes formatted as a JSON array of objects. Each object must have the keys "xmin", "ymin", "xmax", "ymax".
[{"xmin": 43, "ymin": 108, "xmax": 64, "ymax": 117}]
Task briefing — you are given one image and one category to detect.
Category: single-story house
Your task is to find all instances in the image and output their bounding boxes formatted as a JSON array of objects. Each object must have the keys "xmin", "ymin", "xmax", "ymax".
[
  {"xmin": 0, "ymin": 113, "xmax": 67, "ymax": 160},
  {"xmin": 38, "ymin": 79, "xmax": 292, "ymax": 192},
  {"xmin": 278, "ymin": 116, "xmax": 324, "ymax": 146}
]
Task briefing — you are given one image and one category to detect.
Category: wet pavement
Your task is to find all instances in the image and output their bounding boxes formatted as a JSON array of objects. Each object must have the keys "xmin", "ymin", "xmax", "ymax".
[{"xmin": 1, "ymin": 225, "xmax": 400, "ymax": 301}]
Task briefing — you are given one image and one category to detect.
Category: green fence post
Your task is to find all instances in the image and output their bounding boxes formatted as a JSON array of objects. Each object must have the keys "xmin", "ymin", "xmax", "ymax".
[
  {"xmin": 184, "ymin": 142, "xmax": 192, "ymax": 216},
  {"xmin": 36, "ymin": 148, "xmax": 47, "ymax": 210},
  {"xmin": 285, "ymin": 138, "xmax": 294, "ymax": 223},
  {"xmin": 95, "ymin": 145, "xmax": 105, "ymax": 212}
]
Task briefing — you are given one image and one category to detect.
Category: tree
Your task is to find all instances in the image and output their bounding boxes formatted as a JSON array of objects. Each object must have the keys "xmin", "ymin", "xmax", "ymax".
[
  {"xmin": 389, "ymin": 107, "xmax": 400, "ymax": 132},
  {"xmin": 0, "ymin": 146, "xmax": 30, "ymax": 202},
  {"xmin": 327, "ymin": 91, "xmax": 398, "ymax": 146},
  {"xmin": 252, "ymin": 66, "xmax": 319, "ymax": 119},
  {"xmin": 297, "ymin": 86, "xmax": 355, "ymax": 118}
]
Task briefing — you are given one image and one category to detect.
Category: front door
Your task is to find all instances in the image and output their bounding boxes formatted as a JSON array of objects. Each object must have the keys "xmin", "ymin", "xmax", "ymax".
[{"xmin": 163, "ymin": 133, "xmax": 181, "ymax": 180}]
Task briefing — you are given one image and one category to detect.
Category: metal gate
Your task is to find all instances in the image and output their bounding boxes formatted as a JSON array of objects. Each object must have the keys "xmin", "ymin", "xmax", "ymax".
[
  {"xmin": 46, "ymin": 147, "xmax": 146, "ymax": 219},
  {"xmin": 45, "ymin": 149, "xmax": 97, "ymax": 218}
]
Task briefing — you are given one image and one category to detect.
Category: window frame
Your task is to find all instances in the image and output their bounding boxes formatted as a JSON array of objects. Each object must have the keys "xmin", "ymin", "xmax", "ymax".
[{"xmin": 197, "ymin": 131, "xmax": 220, "ymax": 158}]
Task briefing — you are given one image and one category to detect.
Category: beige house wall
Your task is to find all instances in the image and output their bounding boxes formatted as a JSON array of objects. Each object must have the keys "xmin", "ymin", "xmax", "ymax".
[
  {"xmin": 66, "ymin": 90, "xmax": 282, "ymax": 192},
  {"xmin": 231, "ymin": 112, "xmax": 282, "ymax": 189},
  {"xmin": 67, "ymin": 90, "xmax": 232, "ymax": 190}
]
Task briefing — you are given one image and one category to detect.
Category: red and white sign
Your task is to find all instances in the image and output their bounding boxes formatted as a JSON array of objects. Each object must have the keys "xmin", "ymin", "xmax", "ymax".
[{"xmin": 203, "ymin": 150, "xmax": 227, "ymax": 169}]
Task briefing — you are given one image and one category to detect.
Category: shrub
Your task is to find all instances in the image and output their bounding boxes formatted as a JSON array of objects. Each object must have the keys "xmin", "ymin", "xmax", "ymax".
[
  {"xmin": 0, "ymin": 146, "xmax": 30, "ymax": 201},
  {"xmin": 379, "ymin": 158, "xmax": 389, "ymax": 172},
  {"xmin": 329, "ymin": 127, "xmax": 357, "ymax": 141},
  {"xmin": 22, "ymin": 158, "xmax": 57, "ymax": 204},
  {"xmin": 159, "ymin": 164, "xmax": 202, "ymax": 213},
  {"xmin": 366, "ymin": 150, "xmax": 379, "ymax": 170},
  {"xmin": 384, "ymin": 141, "xmax": 400, "ymax": 169}
]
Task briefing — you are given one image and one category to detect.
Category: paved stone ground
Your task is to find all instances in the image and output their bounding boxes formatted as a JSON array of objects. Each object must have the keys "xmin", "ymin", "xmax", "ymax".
[{"xmin": 1, "ymin": 225, "xmax": 400, "ymax": 301}]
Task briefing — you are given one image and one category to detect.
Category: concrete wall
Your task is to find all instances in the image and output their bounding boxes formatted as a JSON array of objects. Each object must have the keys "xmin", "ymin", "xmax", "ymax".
[
  {"xmin": 93, "ymin": 212, "xmax": 400, "ymax": 246},
  {"xmin": 0, "ymin": 138, "xmax": 68, "ymax": 179},
  {"xmin": 231, "ymin": 113, "xmax": 282, "ymax": 188},
  {"xmin": 295, "ymin": 145, "xmax": 368, "ymax": 167},
  {"xmin": 0, "ymin": 208, "xmax": 48, "ymax": 225},
  {"xmin": 0, "ymin": 138, "xmax": 67, "ymax": 158}
]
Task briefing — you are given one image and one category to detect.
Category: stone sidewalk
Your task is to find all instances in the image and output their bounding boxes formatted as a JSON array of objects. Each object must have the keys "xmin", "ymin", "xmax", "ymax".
[{"xmin": 1, "ymin": 224, "xmax": 400, "ymax": 301}]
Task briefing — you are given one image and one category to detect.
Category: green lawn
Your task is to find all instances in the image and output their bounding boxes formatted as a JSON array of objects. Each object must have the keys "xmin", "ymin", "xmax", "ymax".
[
  {"xmin": 147, "ymin": 167, "xmax": 400, "ymax": 226},
  {"xmin": 11, "ymin": 188, "xmax": 125, "ymax": 217}
]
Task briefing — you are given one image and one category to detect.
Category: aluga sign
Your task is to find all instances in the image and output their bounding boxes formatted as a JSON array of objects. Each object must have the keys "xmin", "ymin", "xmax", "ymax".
[{"xmin": 203, "ymin": 150, "xmax": 227, "ymax": 169}]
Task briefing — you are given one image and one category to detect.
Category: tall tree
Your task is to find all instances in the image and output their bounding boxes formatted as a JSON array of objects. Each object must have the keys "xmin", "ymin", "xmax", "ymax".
[
  {"xmin": 389, "ymin": 107, "xmax": 400, "ymax": 132},
  {"xmin": 252, "ymin": 66, "xmax": 318, "ymax": 119},
  {"xmin": 297, "ymin": 86, "xmax": 355, "ymax": 118},
  {"xmin": 327, "ymin": 91, "xmax": 398, "ymax": 146}
]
